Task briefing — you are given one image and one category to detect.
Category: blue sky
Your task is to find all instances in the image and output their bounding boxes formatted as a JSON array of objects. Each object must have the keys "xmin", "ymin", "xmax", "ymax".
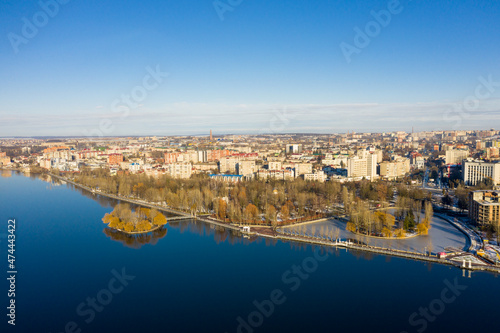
[{"xmin": 1, "ymin": 0, "xmax": 499, "ymax": 136}]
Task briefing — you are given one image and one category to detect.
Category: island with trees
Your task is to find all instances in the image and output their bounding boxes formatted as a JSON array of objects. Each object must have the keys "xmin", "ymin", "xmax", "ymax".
[{"xmin": 102, "ymin": 203, "xmax": 168, "ymax": 234}]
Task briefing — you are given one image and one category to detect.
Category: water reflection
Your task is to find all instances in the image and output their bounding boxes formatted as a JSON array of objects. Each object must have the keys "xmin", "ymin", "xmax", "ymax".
[
  {"xmin": 1, "ymin": 170, "xmax": 12, "ymax": 178},
  {"xmin": 280, "ymin": 238, "xmax": 344, "ymax": 257},
  {"xmin": 169, "ymin": 219, "xmax": 255, "ymax": 246},
  {"xmin": 103, "ymin": 227, "xmax": 168, "ymax": 249},
  {"xmin": 350, "ymin": 249, "xmax": 376, "ymax": 261}
]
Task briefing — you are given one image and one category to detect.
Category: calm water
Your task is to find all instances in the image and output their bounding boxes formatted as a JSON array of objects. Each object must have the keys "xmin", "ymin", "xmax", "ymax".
[{"xmin": 0, "ymin": 171, "xmax": 498, "ymax": 333}]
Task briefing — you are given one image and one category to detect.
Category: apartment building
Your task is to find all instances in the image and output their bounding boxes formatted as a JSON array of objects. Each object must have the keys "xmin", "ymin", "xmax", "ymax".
[
  {"xmin": 410, "ymin": 154, "xmax": 425, "ymax": 169},
  {"xmin": 207, "ymin": 149, "xmax": 232, "ymax": 162},
  {"xmin": 469, "ymin": 191, "xmax": 500, "ymax": 226},
  {"xmin": 177, "ymin": 151, "xmax": 199, "ymax": 163},
  {"xmin": 77, "ymin": 149, "xmax": 100, "ymax": 160},
  {"xmin": 463, "ymin": 160, "xmax": 500, "ymax": 186},
  {"xmin": 237, "ymin": 160, "xmax": 256, "ymax": 177},
  {"xmin": 209, "ymin": 174, "xmax": 243, "ymax": 183},
  {"xmin": 347, "ymin": 156, "xmax": 367, "ymax": 178},
  {"xmin": 219, "ymin": 157, "xmax": 239, "ymax": 173},
  {"xmin": 366, "ymin": 153, "xmax": 378, "ymax": 179},
  {"xmin": 257, "ymin": 169, "xmax": 295, "ymax": 180},
  {"xmin": 107, "ymin": 154, "xmax": 124, "ymax": 165},
  {"xmin": 347, "ymin": 153, "xmax": 378, "ymax": 179},
  {"xmin": 0, "ymin": 152, "xmax": 11, "ymax": 166},
  {"xmin": 167, "ymin": 163, "xmax": 192, "ymax": 179},
  {"xmin": 286, "ymin": 144, "xmax": 302, "ymax": 154},
  {"xmin": 445, "ymin": 149, "xmax": 469, "ymax": 164},
  {"xmin": 304, "ymin": 171, "xmax": 327, "ymax": 182},
  {"xmin": 268, "ymin": 161, "xmax": 282, "ymax": 170},
  {"xmin": 379, "ymin": 158, "xmax": 410, "ymax": 180},
  {"xmin": 295, "ymin": 163, "xmax": 313, "ymax": 177}
]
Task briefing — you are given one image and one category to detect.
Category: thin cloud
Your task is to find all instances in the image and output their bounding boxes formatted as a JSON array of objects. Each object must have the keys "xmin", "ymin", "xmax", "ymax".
[{"xmin": 1, "ymin": 99, "xmax": 499, "ymax": 136}]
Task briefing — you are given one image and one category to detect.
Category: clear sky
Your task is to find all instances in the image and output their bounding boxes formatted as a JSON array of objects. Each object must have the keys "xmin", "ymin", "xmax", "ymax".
[{"xmin": 1, "ymin": 0, "xmax": 499, "ymax": 137}]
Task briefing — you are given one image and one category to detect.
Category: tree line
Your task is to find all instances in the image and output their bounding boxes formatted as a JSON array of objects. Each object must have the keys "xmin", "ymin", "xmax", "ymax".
[
  {"xmin": 345, "ymin": 185, "xmax": 433, "ymax": 238},
  {"xmin": 72, "ymin": 168, "xmax": 402, "ymax": 226},
  {"xmin": 102, "ymin": 203, "xmax": 167, "ymax": 233}
]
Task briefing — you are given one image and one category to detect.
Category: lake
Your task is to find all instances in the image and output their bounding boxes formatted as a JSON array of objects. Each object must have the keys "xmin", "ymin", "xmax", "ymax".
[{"xmin": 0, "ymin": 170, "xmax": 498, "ymax": 333}]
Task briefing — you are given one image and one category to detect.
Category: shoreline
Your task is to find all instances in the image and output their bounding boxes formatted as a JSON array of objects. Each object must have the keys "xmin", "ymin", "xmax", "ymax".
[
  {"xmin": 48, "ymin": 172, "xmax": 329, "ymax": 232},
  {"xmin": 49, "ymin": 172, "xmax": 244, "ymax": 232},
  {"xmin": 42, "ymin": 172, "xmax": 499, "ymax": 273},
  {"xmin": 107, "ymin": 224, "xmax": 165, "ymax": 235}
]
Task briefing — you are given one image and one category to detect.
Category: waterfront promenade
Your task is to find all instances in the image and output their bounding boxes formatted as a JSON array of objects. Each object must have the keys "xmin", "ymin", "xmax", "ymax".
[
  {"xmin": 47, "ymin": 172, "xmax": 500, "ymax": 273},
  {"xmin": 49, "ymin": 172, "xmax": 243, "ymax": 232},
  {"xmin": 273, "ymin": 232, "xmax": 500, "ymax": 273}
]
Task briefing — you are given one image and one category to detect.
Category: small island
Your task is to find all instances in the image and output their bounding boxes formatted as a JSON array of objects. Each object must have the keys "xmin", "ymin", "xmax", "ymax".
[{"xmin": 102, "ymin": 203, "xmax": 168, "ymax": 234}]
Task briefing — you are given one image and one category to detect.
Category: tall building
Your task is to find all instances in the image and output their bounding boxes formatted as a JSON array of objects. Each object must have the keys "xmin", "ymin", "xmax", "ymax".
[
  {"xmin": 347, "ymin": 154, "xmax": 378, "ymax": 179},
  {"xmin": 107, "ymin": 154, "xmax": 124, "ymax": 165},
  {"xmin": 219, "ymin": 157, "xmax": 239, "ymax": 173},
  {"xmin": 197, "ymin": 150, "xmax": 208, "ymax": 163},
  {"xmin": 0, "ymin": 152, "xmax": 11, "ymax": 166},
  {"xmin": 366, "ymin": 153, "xmax": 378, "ymax": 179},
  {"xmin": 77, "ymin": 149, "xmax": 100, "ymax": 160},
  {"xmin": 210, "ymin": 129, "xmax": 213, "ymax": 141},
  {"xmin": 177, "ymin": 151, "xmax": 199, "ymax": 163},
  {"xmin": 164, "ymin": 152, "xmax": 181, "ymax": 164},
  {"xmin": 167, "ymin": 163, "xmax": 192, "ymax": 179},
  {"xmin": 347, "ymin": 156, "xmax": 367, "ymax": 178},
  {"xmin": 379, "ymin": 158, "xmax": 410, "ymax": 180},
  {"xmin": 469, "ymin": 191, "xmax": 500, "ymax": 226},
  {"xmin": 295, "ymin": 163, "xmax": 313, "ymax": 177},
  {"xmin": 486, "ymin": 147, "xmax": 499, "ymax": 159},
  {"xmin": 207, "ymin": 149, "xmax": 232, "ymax": 162},
  {"xmin": 445, "ymin": 149, "xmax": 469, "ymax": 164},
  {"xmin": 268, "ymin": 161, "xmax": 282, "ymax": 170},
  {"xmin": 237, "ymin": 160, "xmax": 256, "ymax": 178},
  {"xmin": 286, "ymin": 144, "xmax": 302, "ymax": 154},
  {"xmin": 463, "ymin": 160, "xmax": 500, "ymax": 186}
]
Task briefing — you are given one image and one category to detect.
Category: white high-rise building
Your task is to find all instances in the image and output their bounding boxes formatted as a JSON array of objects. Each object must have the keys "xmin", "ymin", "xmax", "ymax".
[
  {"xmin": 347, "ymin": 154, "xmax": 378, "ymax": 180},
  {"xmin": 379, "ymin": 158, "xmax": 410, "ymax": 180},
  {"xmin": 445, "ymin": 149, "xmax": 469, "ymax": 164},
  {"xmin": 286, "ymin": 144, "xmax": 302, "ymax": 154},
  {"xmin": 463, "ymin": 160, "xmax": 500, "ymax": 186},
  {"xmin": 367, "ymin": 153, "xmax": 378, "ymax": 179},
  {"xmin": 197, "ymin": 150, "xmax": 208, "ymax": 163},
  {"xmin": 347, "ymin": 156, "xmax": 367, "ymax": 178}
]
